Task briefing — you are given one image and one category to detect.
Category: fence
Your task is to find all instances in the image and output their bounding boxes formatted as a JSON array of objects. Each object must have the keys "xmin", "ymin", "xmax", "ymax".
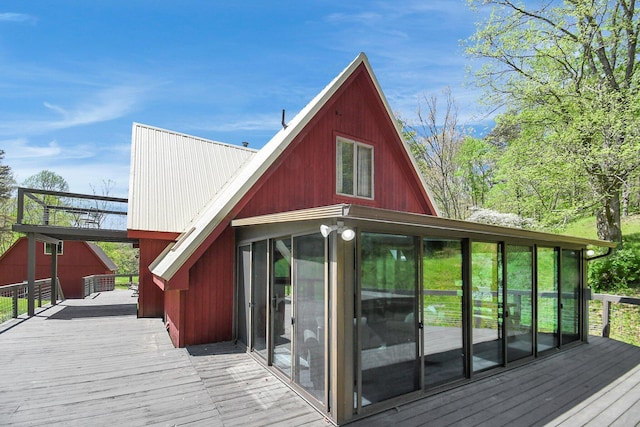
[
  {"xmin": 589, "ymin": 293, "xmax": 640, "ymax": 346},
  {"xmin": 0, "ymin": 278, "xmax": 62, "ymax": 323},
  {"xmin": 82, "ymin": 274, "xmax": 139, "ymax": 297}
]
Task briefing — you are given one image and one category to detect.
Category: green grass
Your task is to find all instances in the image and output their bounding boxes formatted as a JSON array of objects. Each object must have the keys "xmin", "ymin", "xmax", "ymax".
[
  {"xmin": 557, "ymin": 214, "xmax": 640, "ymax": 346},
  {"xmin": 558, "ymin": 214, "xmax": 640, "ymax": 239}
]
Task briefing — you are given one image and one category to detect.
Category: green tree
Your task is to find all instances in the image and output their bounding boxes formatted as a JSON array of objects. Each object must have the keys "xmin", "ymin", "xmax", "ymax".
[
  {"xmin": 484, "ymin": 111, "xmax": 590, "ymax": 226},
  {"xmin": 466, "ymin": 0, "xmax": 640, "ymax": 244},
  {"xmin": 22, "ymin": 170, "xmax": 69, "ymax": 192},
  {"xmin": 456, "ymin": 136, "xmax": 496, "ymax": 208},
  {"xmin": 0, "ymin": 150, "xmax": 16, "ymax": 252},
  {"xmin": 21, "ymin": 170, "xmax": 70, "ymax": 226}
]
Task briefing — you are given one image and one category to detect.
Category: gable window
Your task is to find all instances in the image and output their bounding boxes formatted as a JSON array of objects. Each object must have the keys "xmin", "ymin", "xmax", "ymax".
[
  {"xmin": 336, "ymin": 137, "xmax": 373, "ymax": 199},
  {"xmin": 44, "ymin": 242, "xmax": 63, "ymax": 255}
]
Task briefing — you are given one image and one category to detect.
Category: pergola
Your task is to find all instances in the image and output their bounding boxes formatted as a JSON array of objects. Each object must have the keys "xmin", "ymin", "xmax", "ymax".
[{"xmin": 12, "ymin": 187, "xmax": 138, "ymax": 316}]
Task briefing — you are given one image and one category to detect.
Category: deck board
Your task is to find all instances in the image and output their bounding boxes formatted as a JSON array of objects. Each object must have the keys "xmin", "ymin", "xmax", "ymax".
[{"xmin": 1, "ymin": 290, "xmax": 639, "ymax": 426}]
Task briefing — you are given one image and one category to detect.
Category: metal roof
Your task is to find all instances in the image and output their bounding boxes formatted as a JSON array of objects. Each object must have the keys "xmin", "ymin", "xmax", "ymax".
[
  {"xmin": 87, "ymin": 242, "xmax": 118, "ymax": 271},
  {"xmin": 127, "ymin": 123, "xmax": 256, "ymax": 233},
  {"xmin": 150, "ymin": 52, "xmax": 441, "ymax": 281}
]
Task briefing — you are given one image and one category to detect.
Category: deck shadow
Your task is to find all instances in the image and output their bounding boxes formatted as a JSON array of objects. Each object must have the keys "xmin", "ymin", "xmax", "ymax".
[
  {"xmin": 187, "ymin": 341, "xmax": 247, "ymax": 357},
  {"xmin": 46, "ymin": 303, "xmax": 138, "ymax": 319}
]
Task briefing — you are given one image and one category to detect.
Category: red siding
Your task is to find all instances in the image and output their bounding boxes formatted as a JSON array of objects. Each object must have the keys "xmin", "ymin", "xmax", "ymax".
[
  {"xmin": 236, "ymin": 65, "xmax": 435, "ymax": 219},
  {"xmin": 165, "ymin": 289, "xmax": 184, "ymax": 347},
  {"xmin": 183, "ymin": 225, "xmax": 235, "ymax": 345},
  {"xmin": 163, "ymin": 63, "xmax": 437, "ymax": 347},
  {"xmin": 138, "ymin": 238, "xmax": 172, "ymax": 318},
  {"xmin": 0, "ymin": 238, "xmax": 113, "ymax": 299}
]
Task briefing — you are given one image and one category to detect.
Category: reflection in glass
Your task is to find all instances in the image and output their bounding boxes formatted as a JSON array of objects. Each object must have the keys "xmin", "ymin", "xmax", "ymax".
[
  {"xmin": 293, "ymin": 233, "xmax": 326, "ymax": 402},
  {"xmin": 537, "ymin": 247, "xmax": 559, "ymax": 352},
  {"xmin": 272, "ymin": 238, "xmax": 292, "ymax": 376},
  {"xmin": 423, "ymin": 239, "xmax": 464, "ymax": 387},
  {"xmin": 561, "ymin": 249, "xmax": 581, "ymax": 345},
  {"xmin": 506, "ymin": 245, "xmax": 533, "ymax": 362},
  {"xmin": 252, "ymin": 241, "xmax": 268, "ymax": 359},
  {"xmin": 471, "ymin": 242, "xmax": 504, "ymax": 371},
  {"xmin": 359, "ymin": 233, "xmax": 419, "ymax": 405}
]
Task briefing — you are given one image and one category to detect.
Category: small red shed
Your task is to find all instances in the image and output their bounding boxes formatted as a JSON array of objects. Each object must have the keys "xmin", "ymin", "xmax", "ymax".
[{"xmin": 0, "ymin": 238, "xmax": 117, "ymax": 298}]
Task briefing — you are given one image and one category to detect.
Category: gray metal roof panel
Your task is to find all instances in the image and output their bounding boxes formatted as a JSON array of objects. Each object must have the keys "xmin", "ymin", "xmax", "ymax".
[{"xmin": 127, "ymin": 123, "xmax": 256, "ymax": 233}]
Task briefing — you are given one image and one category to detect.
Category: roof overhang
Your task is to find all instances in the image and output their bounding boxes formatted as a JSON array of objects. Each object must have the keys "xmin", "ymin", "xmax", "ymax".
[
  {"xmin": 232, "ymin": 204, "xmax": 618, "ymax": 249},
  {"xmin": 12, "ymin": 224, "xmax": 138, "ymax": 244}
]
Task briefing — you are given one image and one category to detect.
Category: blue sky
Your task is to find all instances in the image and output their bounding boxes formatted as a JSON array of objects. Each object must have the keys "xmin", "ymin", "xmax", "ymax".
[{"xmin": 0, "ymin": 1, "xmax": 488, "ymax": 197}]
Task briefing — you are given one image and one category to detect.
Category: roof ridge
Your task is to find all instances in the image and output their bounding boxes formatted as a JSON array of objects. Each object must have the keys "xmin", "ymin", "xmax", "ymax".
[{"xmin": 132, "ymin": 122, "xmax": 258, "ymax": 153}]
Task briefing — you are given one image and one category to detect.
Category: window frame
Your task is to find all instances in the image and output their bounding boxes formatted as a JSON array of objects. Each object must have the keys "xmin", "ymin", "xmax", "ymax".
[
  {"xmin": 44, "ymin": 242, "xmax": 63, "ymax": 255},
  {"xmin": 336, "ymin": 136, "xmax": 374, "ymax": 200}
]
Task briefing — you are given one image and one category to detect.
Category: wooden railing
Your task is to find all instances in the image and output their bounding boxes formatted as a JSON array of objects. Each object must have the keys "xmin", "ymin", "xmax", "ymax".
[
  {"xmin": 0, "ymin": 279, "xmax": 63, "ymax": 323},
  {"xmin": 83, "ymin": 274, "xmax": 139, "ymax": 297},
  {"xmin": 590, "ymin": 293, "xmax": 640, "ymax": 344}
]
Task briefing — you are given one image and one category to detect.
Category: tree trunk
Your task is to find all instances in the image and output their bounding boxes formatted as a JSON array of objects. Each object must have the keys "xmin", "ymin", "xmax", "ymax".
[{"xmin": 596, "ymin": 190, "xmax": 623, "ymax": 245}]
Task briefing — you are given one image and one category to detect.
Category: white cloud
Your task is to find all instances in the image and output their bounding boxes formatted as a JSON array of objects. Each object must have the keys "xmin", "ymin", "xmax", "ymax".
[
  {"xmin": 0, "ymin": 13, "xmax": 37, "ymax": 24},
  {"xmin": 0, "ymin": 85, "xmax": 143, "ymax": 137}
]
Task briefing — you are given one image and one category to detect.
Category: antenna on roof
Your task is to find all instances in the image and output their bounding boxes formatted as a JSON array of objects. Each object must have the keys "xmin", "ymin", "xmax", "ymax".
[{"xmin": 281, "ymin": 109, "xmax": 288, "ymax": 129}]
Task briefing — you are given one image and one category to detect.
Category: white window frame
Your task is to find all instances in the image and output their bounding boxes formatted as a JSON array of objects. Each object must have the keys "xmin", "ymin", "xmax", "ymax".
[
  {"xmin": 336, "ymin": 137, "xmax": 374, "ymax": 199},
  {"xmin": 44, "ymin": 242, "xmax": 63, "ymax": 255}
]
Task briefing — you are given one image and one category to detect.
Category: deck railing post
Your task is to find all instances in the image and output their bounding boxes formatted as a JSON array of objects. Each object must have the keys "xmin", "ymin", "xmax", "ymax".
[
  {"xmin": 12, "ymin": 287, "xmax": 18, "ymax": 318},
  {"xmin": 37, "ymin": 281, "xmax": 42, "ymax": 308},
  {"xmin": 602, "ymin": 299, "xmax": 611, "ymax": 338}
]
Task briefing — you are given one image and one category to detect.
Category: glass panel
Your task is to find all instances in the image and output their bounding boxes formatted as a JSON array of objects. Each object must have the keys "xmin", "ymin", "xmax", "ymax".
[
  {"xmin": 561, "ymin": 249, "xmax": 581, "ymax": 345},
  {"xmin": 471, "ymin": 242, "xmax": 503, "ymax": 371},
  {"xmin": 537, "ymin": 247, "xmax": 559, "ymax": 352},
  {"xmin": 252, "ymin": 240, "xmax": 268, "ymax": 359},
  {"xmin": 423, "ymin": 239, "xmax": 464, "ymax": 387},
  {"xmin": 237, "ymin": 245, "xmax": 251, "ymax": 347},
  {"xmin": 360, "ymin": 233, "xmax": 419, "ymax": 406},
  {"xmin": 337, "ymin": 139, "xmax": 354, "ymax": 195},
  {"xmin": 272, "ymin": 238, "xmax": 292, "ymax": 376},
  {"xmin": 506, "ymin": 245, "xmax": 533, "ymax": 362},
  {"xmin": 293, "ymin": 233, "xmax": 326, "ymax": 402},
  {"xmin": 356, "ymin": 145, "xmax": 373, "ymax": 198}
]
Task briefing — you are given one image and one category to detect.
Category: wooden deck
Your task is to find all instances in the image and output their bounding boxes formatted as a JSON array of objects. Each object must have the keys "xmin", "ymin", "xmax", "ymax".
[{"xmin": 1, "ymin": 290, "xmax": 639, "ymax": 426}]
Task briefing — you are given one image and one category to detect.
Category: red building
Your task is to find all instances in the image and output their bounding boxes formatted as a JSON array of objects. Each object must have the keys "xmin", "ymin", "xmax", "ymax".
[
  {"xmin": 0, "ymin": 238, "xmax": 117, "ymax": 299},
  {"xmin": 127, "ymin": 53, "xmax": 613, "ymax": 424}
]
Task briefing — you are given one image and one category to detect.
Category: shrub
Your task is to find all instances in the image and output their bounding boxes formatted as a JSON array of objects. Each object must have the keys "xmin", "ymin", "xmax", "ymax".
[{"xmin": 588, "ymin": 234, "xmax": 640, "ymax": 294}]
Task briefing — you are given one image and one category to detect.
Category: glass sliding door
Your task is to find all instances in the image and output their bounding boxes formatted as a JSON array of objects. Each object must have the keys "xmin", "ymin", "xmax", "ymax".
[
  {"xmin": 471, "ymin": 242, "xmax": 504, "ymax": 372},
  {"xmin": 537, "ymin": 247, "xmax": 559, "ymax": 352},
  {"xmin": 272, "ymin": 238, "xmax": 292, "ymax": 376},
  {"xmin": 252, "ymin": 240, "xmax": 268, "ymax": 359},
  {"xmin": 505, "ymin": 245, "xmax": 533, "ymax": 363},
  {"xmin": 423, "ymin": 239, "xmax": 464, "ymax": 387},
  {"xmin": 237, "ymin": 245, "xmax": 251, "ymax": 347},
  {"xmin": 359, "ymin": 233, "xmax": 419, "ymax": 406},
  {"xmin": 561, "ymin": 249, "xmax": 581, "ymax": 345},
  {"xmin": 292, "ymin": 233, "xmax": 326, "ymax": 402}
]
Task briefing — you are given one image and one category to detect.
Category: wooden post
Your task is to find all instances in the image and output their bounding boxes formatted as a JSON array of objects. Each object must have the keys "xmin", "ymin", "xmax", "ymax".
[
  {"xmin": 12, "ymin": 287, "xmax": 18, "ymax": 318},
  {"xmin": 51, "ymin": 247, "xmax": 58, "ymax": 305},
  {"xmin": 27, "ymin": 233, "xmax": 36, "ymax": 316},
  {"xmin": 602, "ymin": 299, "xmax": 610, "ymax": 338}
]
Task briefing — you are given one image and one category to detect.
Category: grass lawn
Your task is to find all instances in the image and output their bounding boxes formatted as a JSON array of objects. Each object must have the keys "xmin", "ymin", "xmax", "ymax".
[{"xmin": 559, "ymin": 214, "xmax": 640, "ymax": 239}]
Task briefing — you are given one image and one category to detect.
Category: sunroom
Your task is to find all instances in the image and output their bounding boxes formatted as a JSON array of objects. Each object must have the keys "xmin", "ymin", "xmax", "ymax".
[{"xmin": 232, "ymin": 203, "xmax": 616, "ymax": 425}]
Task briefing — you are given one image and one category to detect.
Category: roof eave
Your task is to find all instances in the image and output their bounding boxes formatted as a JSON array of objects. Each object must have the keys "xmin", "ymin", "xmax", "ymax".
[{"xmin": 151, "ymin": 53, "xmax": 373, "ymax": 281}]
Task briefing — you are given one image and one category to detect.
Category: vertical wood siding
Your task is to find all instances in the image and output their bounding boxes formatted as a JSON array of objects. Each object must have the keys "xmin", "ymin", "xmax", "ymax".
[
  {"xmin": 164, "ymin": 289, "xmax": 184, "ymax": 347},
  {"xmin": 172, "ymin": 64, "xmax": 436, "ymax": 346},
  {"xmin": 0, "ymin": 239, "xmax": 114, "ymax": 299},
  {"xmin": 236, "ymin": 66, "xmax": 434, "ymax": 219},
  {"xmin": 138, "ymin": 238, "xmax": 173, "ymax": 318},
  {"xmin": 183, "ymin": 225, "xmax": 235, "ymax": 345}
]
